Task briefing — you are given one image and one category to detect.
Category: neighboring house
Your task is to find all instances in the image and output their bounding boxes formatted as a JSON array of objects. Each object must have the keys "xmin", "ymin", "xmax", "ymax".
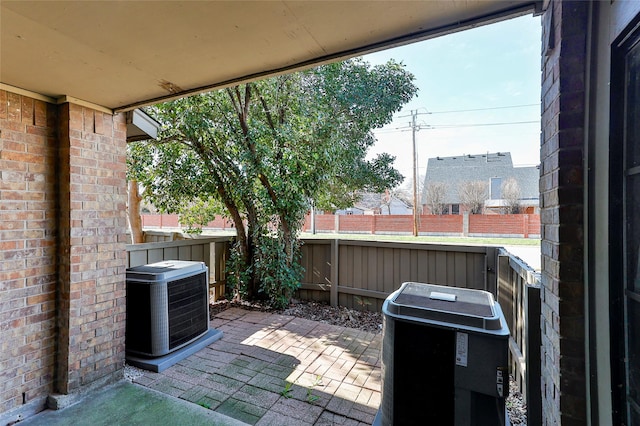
[
  {"xmin": 335, "ymin": 206, "xmax": 367, "ymax": 215},
  {"xmin": 382, "ymin": 196, "xmax": 413, "ymax": 215},
  {"xmin": 421, "ymin": 152, "xmax": 539, "ymax": 214},
  {"xmin": 335, "ymin": 191, "xmax": 413, "ymax": 215}
]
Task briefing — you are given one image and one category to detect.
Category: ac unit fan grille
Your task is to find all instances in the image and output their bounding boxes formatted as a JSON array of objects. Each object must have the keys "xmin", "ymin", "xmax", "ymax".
[{"xmin": 168, "ymin": 273, "xmax": 208, "ymax": 349}]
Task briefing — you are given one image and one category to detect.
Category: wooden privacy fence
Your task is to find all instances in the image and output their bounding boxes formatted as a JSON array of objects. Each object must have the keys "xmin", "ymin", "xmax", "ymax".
[
  {"xmin": 125, "ymin": 233, "xmax": 540, "ymax": 423},
  {"xmin": 125, "ymin": 235, "xmax": 231, "ymax": 301},
  {"xmin": 298, "ymin": 239, "xmax": 497, "ymax": 312},
  {"xmin": 497, "ymin": 248, "xmax": 541, "ymax": 426}
]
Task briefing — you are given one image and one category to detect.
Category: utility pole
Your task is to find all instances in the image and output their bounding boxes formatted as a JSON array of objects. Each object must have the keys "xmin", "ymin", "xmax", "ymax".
[
  {"xmin": 411, "ymin": 110, "xmax": 418, "ymax": 237},
  {"xmin": 397, "ymin": 109, "xmax": 429, "ymax": 237}
]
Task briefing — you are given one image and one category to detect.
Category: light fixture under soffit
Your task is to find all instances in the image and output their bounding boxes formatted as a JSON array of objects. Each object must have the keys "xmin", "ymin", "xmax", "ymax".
[{"xmin": 126, "ymin": 109, "xmax": 160, "ymax": 142}]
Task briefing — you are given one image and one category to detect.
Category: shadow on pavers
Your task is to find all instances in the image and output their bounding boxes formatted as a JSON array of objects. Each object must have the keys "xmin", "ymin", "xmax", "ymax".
[{"xmin": 19, "ymin": 381, "xmax": 248, "ymax": 426}]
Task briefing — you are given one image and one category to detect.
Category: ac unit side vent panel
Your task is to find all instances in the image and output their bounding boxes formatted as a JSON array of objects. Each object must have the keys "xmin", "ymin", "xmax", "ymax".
[
  {"xmin": 126, "ymin": 284, "xmax": 153, "ymax": 354},
  {"xmin": 167, "ymin": 273, "xmax": 208, "ymax": 349}
]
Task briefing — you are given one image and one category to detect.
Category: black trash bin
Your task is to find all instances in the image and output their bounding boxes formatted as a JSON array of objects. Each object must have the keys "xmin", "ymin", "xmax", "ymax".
[{"xmin": 375, "ymin": 282, "xmax": 510, "ymax": 426}]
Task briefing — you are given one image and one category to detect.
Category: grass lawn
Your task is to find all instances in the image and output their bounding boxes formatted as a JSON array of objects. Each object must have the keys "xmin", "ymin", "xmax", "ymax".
[
  {"xmin": 190, "ymin": 229, "xmax": 540, "ymax": 247},
  {"xmin": 299, "ymin": 232, "xmax": 540, "ymax": 246}
]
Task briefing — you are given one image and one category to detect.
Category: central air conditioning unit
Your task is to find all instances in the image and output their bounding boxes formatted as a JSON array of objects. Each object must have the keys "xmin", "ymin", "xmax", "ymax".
[
  {"xmin": 376, "ymin": 282, "xmax": 510, "ymax": 426},
  {"xmin": 125, "ymin": 260, "xmax": 210, "ymax": 357}
]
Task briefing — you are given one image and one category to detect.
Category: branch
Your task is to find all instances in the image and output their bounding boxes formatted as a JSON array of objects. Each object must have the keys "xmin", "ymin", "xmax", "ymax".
[
  {"xmin": 243, "ymin": 85, "xmax": 251, "ymax": 120},
  {"xmin": 226, "ymin": 87, "xmax": 241, "ymax": 116},
  {"xmin": 254, "ymin": 85, "xmax": 277, "ymax": 133}
]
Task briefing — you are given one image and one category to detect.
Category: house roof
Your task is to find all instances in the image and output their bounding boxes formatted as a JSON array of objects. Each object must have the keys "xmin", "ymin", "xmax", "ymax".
[
  {"xmin": 1, "ymin": 1, "xmax": 541, "ymax": 113},
  {"xmin": 421, "ymin": 152, "xmax": 539, "ymax": 204}
]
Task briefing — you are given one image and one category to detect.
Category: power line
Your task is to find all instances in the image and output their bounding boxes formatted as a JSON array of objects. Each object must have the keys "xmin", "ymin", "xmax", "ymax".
[
  {"xmin": 426, "ymin": 103, "xmax": 540, "ymax": 114},
  {"xmin": 373, "ymin": 119, "xmax": 539, "ymax": 134},
  {"xmin": 377, "ymin": 103, "xmax": 540, "ymax": 131},
  {"xmin": 429, "ymin": 120, "xmax": 539, "ymax": 129}
]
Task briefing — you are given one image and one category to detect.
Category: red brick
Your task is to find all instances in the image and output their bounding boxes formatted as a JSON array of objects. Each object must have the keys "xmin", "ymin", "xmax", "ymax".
[
  {"xmin": 0, "ymin": 90, "xmax": 7, "ymax": 119},
  {"xmin": 33, "ymin": 100, "xmax": 47, "ymax": 127},
  {"xmin": 1, "ymin": 150, "xmax": 45, "ymax": 165},
  {"xmin": 1, "ymin": 139, "xmax": 26, "ymax": 152},
  {"xmin": 83, "ymin": 109, "xmax": 95, "ymax": 133},
  {"xmin": 21, "ymin": 97, "xmax": 34, "ymax": 125},
  {"xmin": 94, "ymin": 112, "xmax": 105, "ymax": 135},
  {"xmin": 6, "ymin": 92, "xmax": 21, "ymax": 122}
]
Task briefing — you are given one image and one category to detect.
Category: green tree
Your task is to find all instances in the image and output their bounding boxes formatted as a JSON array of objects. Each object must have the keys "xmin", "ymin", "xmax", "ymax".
[{"xmin": 128, "ymin": 59, "xmax": 417, "ymax": 308}]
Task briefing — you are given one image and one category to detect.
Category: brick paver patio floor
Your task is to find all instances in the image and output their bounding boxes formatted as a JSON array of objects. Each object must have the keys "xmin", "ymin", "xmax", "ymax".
[{"xmin": 133, "ymin": 308, "xmax": 382, "ymax": 425}]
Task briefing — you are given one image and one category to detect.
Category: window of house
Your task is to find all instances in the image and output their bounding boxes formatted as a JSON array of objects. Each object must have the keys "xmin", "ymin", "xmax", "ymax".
[
  {"xmin": 490, "ymin": 177, "xmax": 502, "ymax": 200},
  {"xmin": 451, "ymin": 204, "xmax": 459, "ymax": 215}
]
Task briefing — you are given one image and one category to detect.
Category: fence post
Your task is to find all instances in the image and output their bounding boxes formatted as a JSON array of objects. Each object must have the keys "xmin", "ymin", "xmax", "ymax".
[
  {"xmin": 330, "ymin": 239, "xmax": 339, "ymax": 307},
  {"xmin": 209, "ymin": 240, "xmax": 229, "ymax": 301},
  {"xmin": 526, "ymin": 283, "xmax": 542, "ymax": 426},
  {"xmin": 485, "ymin": 246, "xmax": 498, "ymax": 296},
  {"xmin": 496, "ymin": 254, "xmax": 511, "ymax": 319},
  {"xmin": 523, "ymin": 214, "xmax": 529, "ymax": 238},
  {"xmin": 462, "ymin": 212, "xmax": 469, "ymax": 236}
]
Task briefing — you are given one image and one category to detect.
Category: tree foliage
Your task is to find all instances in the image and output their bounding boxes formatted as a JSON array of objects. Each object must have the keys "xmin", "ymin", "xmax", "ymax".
[
  {"xmin": 458, "ymin": 180, "xmax": 488, "ymax": 214},
  {"xmin": 127, "ymin": 59, "xmax": 417, "ymax": 308}
]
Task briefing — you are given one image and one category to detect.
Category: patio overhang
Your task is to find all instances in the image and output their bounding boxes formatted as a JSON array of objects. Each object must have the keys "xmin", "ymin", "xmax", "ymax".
[{"xmin": 1, "ymin": 1, "xmax": 542, "ymax": 113}]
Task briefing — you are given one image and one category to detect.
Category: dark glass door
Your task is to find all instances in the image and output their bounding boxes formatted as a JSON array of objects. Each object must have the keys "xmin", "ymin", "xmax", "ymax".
[{"xmin": 613, "ymin": 28, "xmax": 640, "ymax": 425}]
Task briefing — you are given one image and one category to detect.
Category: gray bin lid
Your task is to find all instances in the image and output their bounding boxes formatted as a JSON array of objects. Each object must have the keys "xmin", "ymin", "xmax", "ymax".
[
  {"xmin": 384, "ymin": 282, "xmax": 507, "ymax": 332},
  {"xmin": 126, "ymin": 260, "xmax": 206, "ymax": 283}
]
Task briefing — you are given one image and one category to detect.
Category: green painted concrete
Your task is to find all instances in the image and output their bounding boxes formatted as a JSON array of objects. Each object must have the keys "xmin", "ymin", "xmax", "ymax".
[{"xmin": 20, "ymin": 381, "xmax": 247, "ymax": 426}]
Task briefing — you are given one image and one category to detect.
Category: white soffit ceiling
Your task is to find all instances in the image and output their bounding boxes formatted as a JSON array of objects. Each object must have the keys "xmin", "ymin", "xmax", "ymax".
[{"xmin": 0, "ymin": 1, "xmax": 541, "ymax": 112}]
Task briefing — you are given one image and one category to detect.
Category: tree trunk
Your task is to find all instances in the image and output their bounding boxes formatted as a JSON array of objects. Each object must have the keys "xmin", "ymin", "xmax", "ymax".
[{"xmin": 127, "ymin": 180, "xmax": 144, "ymax": 244}]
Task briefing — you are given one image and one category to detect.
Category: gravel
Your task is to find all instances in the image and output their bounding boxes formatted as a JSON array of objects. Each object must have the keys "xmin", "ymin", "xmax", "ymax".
[
  {"xmin": 508, "ymin": 380, "xmax": 527, "ymax": 425},
  {"xmin": 280, "ymin": 299, "xmax": 383, "ymax": 333},
  {"xmin": 124, "ymin": 363, "xmax": 145, "ymax": 382}
]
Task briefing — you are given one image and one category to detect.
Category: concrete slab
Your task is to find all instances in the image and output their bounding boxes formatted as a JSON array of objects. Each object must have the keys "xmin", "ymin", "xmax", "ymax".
[
  {"xmin": 503, "ymin": 245, "xmax": 541, "ymax": 271},
  {"xmin": 19, "ymin": 381, "xmax": 246, "ymax": 426},
  {"xmin": 126, "ymin": 328, "xmax": 223, "ymax": 372}
]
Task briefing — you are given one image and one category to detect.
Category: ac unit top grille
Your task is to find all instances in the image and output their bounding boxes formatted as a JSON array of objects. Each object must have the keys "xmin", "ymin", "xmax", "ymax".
[{"xmin": 127, "ymin": 260, "xmax": 206, "ymax": 282}]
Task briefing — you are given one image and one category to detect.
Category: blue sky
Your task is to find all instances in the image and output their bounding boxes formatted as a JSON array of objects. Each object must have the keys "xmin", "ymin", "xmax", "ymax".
[{"xmin": 362, "ymin": 14, "xmax": 542, "ymax": 179}]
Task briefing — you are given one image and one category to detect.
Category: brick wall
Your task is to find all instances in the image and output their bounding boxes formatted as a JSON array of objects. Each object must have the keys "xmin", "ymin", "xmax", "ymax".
[
  {"xmin": 205, "ymin": 216, "xmax": 233, "ymax": 230},
  {"xmin": 56, "ymin": 103, "xmax": 128, "ymax": 394},
  {"xmin": 306, "ymin": 214, "xmax": 336, "ymax": 232},
  {"xmin": 469, "ymin": 214, "xmax": 540, "ymax": 237},
  {"xmin": 0, "ymin": 91, "xmax": 128, "ymax": 417},
  {"xmin": 375, "ymin": 215, "xmax": 414, "ymax": 233},
  {"xmin": 147, "ymin": 213, "xmax": 537, "ymax": 237},
  {"xmin": 539, "ymin": 1, "xmax": 588, "ymax": 424},
  {"xmin": 0, "ymin": 91, "xmax": 58, "ymax": 413},
  {"xmin": 338, "ymin": 214, "xmax": 373, "ymax": 233},
  {"xmin": 528, "ymin": 214, "xmax": 541, "ymax": 237},
  {"xmin": 141, "ymin": 213, "xmax": 180, "ymax": 228},
  {"xmin": 419, "ymin": 215, "xmax": 464, "ymax": 234}
]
